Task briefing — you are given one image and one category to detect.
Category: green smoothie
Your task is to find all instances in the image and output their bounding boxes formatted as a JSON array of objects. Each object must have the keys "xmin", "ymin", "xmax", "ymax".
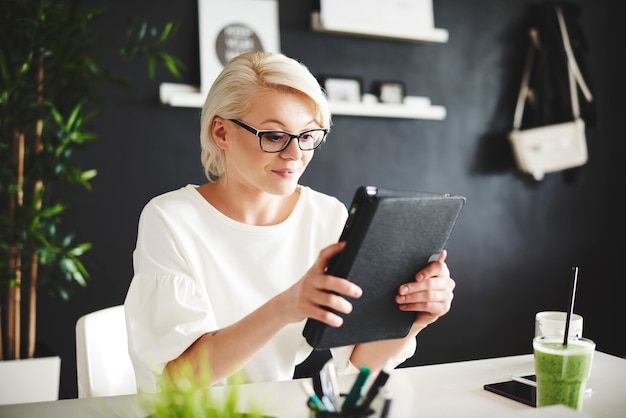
[{"xmin": 533, "ymin": 336, "xmax": 595, "ymax": 411}]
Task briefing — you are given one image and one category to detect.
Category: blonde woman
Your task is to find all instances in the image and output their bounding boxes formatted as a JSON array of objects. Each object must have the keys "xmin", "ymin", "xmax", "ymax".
[{"xmin": 124, "ymin": 51, "xmax": 455, "ymax": 392}]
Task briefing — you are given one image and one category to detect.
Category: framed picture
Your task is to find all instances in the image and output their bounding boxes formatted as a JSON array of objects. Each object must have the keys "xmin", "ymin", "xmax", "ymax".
[
  {"xmin": 371, "ymin": 80, "xmax": 405, "ymax": 104},
  {"xmin": 198, "ymin": 0, "xmax": 280, "ymax": 95},
  {"xmin": 321, "ymin": 76, "xmax": 362, "ymax": 102}
]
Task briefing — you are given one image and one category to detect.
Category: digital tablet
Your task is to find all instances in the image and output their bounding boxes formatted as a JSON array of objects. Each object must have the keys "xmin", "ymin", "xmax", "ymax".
[{"xmin": 303, "ymin": 185, "xmax": 466, "ymax": 349}]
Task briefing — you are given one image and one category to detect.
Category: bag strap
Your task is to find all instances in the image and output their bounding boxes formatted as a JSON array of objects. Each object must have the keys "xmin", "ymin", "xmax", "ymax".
[
  {"xmin": 512, "ymin": 29, "xmax": 540, "ymax": 130},
  {"xmin": 567, "ymin": 55, "xmax": 580, "ymax": 119},
  {"xmin": 512, "ymin": 4, "xmax": 591, "ymax": 129},
  {"xmin": 555, "ymin": 4, "xmax": 593, "ymax": 104}
]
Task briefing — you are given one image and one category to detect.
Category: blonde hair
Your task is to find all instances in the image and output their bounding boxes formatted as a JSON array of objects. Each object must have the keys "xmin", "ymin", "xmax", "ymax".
[{"xmin": 199, "ymin": 52, "xmax": 331, "ymax": 181}]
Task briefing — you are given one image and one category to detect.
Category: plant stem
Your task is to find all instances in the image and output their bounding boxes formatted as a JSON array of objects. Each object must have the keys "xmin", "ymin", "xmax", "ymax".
[
  {"xmin": 7, "ymin": 131, "xmax": 25, "ymax": 359},
  {"xmin": 7, "ymin": 246, "xmax": 21, "ymax": 359},
  {"xmin": 27, "ymin": 49, "xmax": 45, "ymax": 359}
]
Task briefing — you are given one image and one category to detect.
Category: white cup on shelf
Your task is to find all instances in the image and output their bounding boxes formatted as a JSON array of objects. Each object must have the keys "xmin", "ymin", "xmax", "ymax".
[{"xmin": 535, "ymin": 311, "xmax": 583, "ymax": 338}]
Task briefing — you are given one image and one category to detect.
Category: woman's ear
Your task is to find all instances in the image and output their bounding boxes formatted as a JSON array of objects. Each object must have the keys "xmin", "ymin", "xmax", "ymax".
[{"xmin": 211, "ymin": 116, "xmax": 229, "ymax": 150}]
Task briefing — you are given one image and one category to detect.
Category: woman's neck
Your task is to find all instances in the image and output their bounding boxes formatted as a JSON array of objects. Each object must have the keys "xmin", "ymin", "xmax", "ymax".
[{"xmin": 196, "ymin": 182, "xmax": 300, "ymax": 226}]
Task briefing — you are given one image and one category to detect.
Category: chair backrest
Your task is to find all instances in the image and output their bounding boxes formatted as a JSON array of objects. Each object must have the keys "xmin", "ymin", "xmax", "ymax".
[{"xmin": 75, "ymin": 305, "xmax": 137, "ymax": 398}]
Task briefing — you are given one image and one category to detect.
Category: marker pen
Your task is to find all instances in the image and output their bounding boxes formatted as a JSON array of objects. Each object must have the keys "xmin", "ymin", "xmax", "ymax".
[
  {"xmin": 359, "ymin": 367, "xmax": 390, "ymax": 410},
  {"xmin": 321, "ymin": 361, "xmax": 340, "ymax": 411},
  {"xmin": 379, "ymin": 390, "xmax": 393, "ymax": 418},
  {"xmin": 302, "ymin": 380, "xmax": 326, "ymax": 412},
  {"xmin": 342, "ymin": 366, "xmax": 370, "ymax": 412}
]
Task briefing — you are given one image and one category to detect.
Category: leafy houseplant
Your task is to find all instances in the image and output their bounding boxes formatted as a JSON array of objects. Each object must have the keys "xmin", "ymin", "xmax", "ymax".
[
  {"xmin": 147, "ymin": 362, "xmax": 266, "ymax": 418},
  {"xmin": 0, "ymin": 0, "xmax": 182, "ymax": 361},
  {"xmin": 143, "ymin": 357, "xmax": 266, "ymax": 418}
]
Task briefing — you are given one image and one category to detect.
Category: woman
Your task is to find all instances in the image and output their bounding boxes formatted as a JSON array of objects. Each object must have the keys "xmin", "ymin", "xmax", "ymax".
[{"xmin": 124, "ymin": 51, "xmax": 455, "ymax": 393}]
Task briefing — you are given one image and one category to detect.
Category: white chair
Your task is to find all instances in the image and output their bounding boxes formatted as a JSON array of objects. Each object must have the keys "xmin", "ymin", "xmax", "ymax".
[{"xmin": 75, "ymin": 305, "xmax": 137, "ymax": 398}]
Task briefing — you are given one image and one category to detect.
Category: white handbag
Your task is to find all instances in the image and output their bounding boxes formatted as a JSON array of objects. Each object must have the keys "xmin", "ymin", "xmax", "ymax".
[{"xmin": 508, "ymin": 5, "xmax": 593, "ymax": 181}]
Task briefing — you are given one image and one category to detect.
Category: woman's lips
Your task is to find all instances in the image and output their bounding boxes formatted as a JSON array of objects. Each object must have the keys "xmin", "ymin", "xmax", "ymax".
[{"xmin": 272, "ymin": 168, "xmax": 298, "ymax": 178}]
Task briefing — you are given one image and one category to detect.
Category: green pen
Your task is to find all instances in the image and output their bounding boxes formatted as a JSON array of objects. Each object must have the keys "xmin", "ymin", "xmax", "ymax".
[
  {"xmin": 302, "ymin": 380, "xmax": 326, "ymax": 411},
  {"xmin": 342, "ymin": 366, "xmax": 371, "ymax": 412}
]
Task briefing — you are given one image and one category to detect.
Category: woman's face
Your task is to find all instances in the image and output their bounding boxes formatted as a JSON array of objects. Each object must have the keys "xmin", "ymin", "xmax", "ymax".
[{"xmin": 217, "ymin": 89, "xmax": 323, "ymax": 196}]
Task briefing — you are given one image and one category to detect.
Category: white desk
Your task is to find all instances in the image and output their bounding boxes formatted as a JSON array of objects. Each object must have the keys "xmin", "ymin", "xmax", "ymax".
[{"xmin": 1, "ymin": 352, "xmax": 624, "ymax": 418}]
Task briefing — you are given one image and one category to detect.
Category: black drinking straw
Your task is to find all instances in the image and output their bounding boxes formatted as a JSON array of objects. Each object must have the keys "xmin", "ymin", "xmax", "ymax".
[{"xmin": 563, "ymin": 267, "xmax": 579, "ymax": 346}]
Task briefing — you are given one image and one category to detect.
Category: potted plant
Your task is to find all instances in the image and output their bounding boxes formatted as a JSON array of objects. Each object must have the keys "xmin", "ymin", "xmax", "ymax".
[
  {"xmin": 147, "ymin": 365, "xmax": 266, "ymax": 418},
  {"xmin": 0, "ymin": 0, "xmax": 182, "ymax": 403}
]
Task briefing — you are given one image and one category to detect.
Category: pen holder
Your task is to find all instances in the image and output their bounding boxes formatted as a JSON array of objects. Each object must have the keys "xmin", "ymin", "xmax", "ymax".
[
  {"xmin": 307, "ymin": 396, "xmax": 375, "ymax": 418},
  {"xmin": 308, "ymin": 406, "xmax": 375, "ymax": 418}
]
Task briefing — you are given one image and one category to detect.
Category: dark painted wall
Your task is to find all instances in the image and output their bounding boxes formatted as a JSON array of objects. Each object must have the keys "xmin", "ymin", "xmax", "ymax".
[{"xmin": 34, "ymin": 0, "xmax": 625, "ymax": 399}]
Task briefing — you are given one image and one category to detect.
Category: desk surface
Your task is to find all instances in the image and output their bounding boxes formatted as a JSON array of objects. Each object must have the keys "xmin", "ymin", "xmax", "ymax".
[{"xmin": 1, "ymin": 351, "xmax": 624, "ymax": 418}]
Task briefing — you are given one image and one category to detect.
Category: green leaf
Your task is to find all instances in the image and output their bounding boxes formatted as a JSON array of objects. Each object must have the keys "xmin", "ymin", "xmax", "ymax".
[
  {"xmin": 50, "ymin": 106, "xmax": 64, "ymax": 126},
  {"xmin": 158, "ymin": 22, "xmax": 174, "ymax": 43},
  {"xmin": 55, "ymin": 288, "xmax": 70, "ymax": 302},
  {"xmin": 67, "ymin": 242, "xmax": 92, "ymax": 257},
  {"xmin": 138, "ymin": 20, "xmax": 148, "ymax": 41},
  {"xmin": 66, "ymin": 103, "xmax": 83, "ymax": 131},
  {"xmin": 80, "ymin": 169, "xmax": 97, "ymax": 183},
  {"xmin": 160, "ymin": 53, "xmax": 182, "ymax": 79},
  {"xmin": 40, "ymin": 204, "xmax": 66, "ymax": 219},
  {"xmin": 60, "ymin": 257, "xmax": 88, "ymax": 287},
  {"xmin": 147, "ymin": 58, "xmax": 156, "ymax": 79}
]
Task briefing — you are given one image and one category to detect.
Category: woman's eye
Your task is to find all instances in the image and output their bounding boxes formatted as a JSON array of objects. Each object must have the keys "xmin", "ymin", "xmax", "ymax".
[{"xmin": 264, "ymin": 133, "xmax": 285, "ymax": 142}]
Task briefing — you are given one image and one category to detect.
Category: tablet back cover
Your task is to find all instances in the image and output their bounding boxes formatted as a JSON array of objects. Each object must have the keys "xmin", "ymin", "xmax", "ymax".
[{"xmin": 303, "ymin": 186, "xmax": 465, "ymax": 349}]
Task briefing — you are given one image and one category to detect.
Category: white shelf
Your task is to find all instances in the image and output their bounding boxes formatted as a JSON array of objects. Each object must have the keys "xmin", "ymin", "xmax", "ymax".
[
  {"xmin": 329, "ymin": 96, "xmax": 446, "ymax": 119},
  {"xmin": 159, "ymin": 83, "xmax": 205, "ymax": 107},
  {"xmin": 310, "ymin": 11, "xmax": 448, "ymax": 43},
  {"xmin": 160, "ymin": 83, "xmax": 446, "ymax": 120}
]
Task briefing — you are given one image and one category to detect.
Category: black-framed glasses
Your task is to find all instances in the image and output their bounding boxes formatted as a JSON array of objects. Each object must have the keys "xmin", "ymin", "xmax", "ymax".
[{"xmin": 229, "ymin": 119, "xmax": 328, "ymax": 153}]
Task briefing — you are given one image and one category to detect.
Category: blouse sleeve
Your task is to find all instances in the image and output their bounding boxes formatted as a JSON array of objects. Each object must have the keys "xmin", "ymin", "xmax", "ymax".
[{"xmin": 124, "ymin": 200, "xmax": 217, "ymax": 393}]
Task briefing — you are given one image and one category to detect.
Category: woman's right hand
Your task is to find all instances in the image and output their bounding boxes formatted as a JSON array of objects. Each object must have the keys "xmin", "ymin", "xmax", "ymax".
[{"xmin": 279, "ymin": 241, "xmax": 362, "ymax": 327}]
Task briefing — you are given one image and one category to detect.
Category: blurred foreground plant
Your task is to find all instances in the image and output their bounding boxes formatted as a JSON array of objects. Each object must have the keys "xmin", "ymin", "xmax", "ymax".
[{"xmin": 148, "ymin": 361, "xmax": 266, "ymax": 418}]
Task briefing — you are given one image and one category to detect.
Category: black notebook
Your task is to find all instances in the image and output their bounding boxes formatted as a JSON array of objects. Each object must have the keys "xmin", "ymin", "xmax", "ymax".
[{"xmin": 303, "ymin": 185, "xmax": 466, "ymax": 349}]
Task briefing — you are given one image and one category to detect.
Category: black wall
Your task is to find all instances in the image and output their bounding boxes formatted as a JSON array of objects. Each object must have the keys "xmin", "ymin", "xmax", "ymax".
[{"xmin": 35, "ymin": 0, "xmax": 626, "ymax": 399}]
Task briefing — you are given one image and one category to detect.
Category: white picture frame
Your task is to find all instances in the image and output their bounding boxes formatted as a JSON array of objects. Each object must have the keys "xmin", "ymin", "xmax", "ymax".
[
  {"xmin": 198, "ymin": 0, "xmax": 280, "ymax": 95},
  {"xmin": 323, "ymin": 77, "xmax": 362, "ymax": 103}
]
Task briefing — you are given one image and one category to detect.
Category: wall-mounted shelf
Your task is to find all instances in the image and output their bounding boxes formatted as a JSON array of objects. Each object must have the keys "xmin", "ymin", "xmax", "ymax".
[
  {"xmin": 160, "ymin": 83, "xmax": 446, "ymax": 120},
  {"xmin": 159, "ymin": 83, "xmax": 205, "ymax": 108},
  {"xmin": 329, "ymin": 96, "xmax": 446, "ymax": 120},
  {"xmin": 310, "ymin": 11, "xmax": 448, "ymax": 43}
]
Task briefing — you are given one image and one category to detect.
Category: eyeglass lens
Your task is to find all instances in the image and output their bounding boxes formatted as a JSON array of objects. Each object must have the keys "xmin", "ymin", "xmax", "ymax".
[{"xmin": 260, "ymin": 130, "xmax": 326, "ymax": 152}]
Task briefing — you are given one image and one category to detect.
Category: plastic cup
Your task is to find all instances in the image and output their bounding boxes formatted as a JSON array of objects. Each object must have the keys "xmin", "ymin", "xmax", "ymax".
[
  {"xmin": 535, "ymin": 311, "xmax": 583, "ymax": 338},
  {"xmin": 533, "ymin": 336, "xmax": 595, "ymax": 411}
]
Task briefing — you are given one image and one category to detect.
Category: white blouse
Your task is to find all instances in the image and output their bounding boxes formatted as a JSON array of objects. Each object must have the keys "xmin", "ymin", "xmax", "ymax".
[{"xmin": 124, "ymin": 184, "xmax": 357, "ymax": 392}]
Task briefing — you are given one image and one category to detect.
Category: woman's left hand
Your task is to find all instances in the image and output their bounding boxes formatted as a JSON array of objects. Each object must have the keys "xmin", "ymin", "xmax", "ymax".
[{"xmin": 395, "ymin": 250, "xmax": 455, "ymax": 330}]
